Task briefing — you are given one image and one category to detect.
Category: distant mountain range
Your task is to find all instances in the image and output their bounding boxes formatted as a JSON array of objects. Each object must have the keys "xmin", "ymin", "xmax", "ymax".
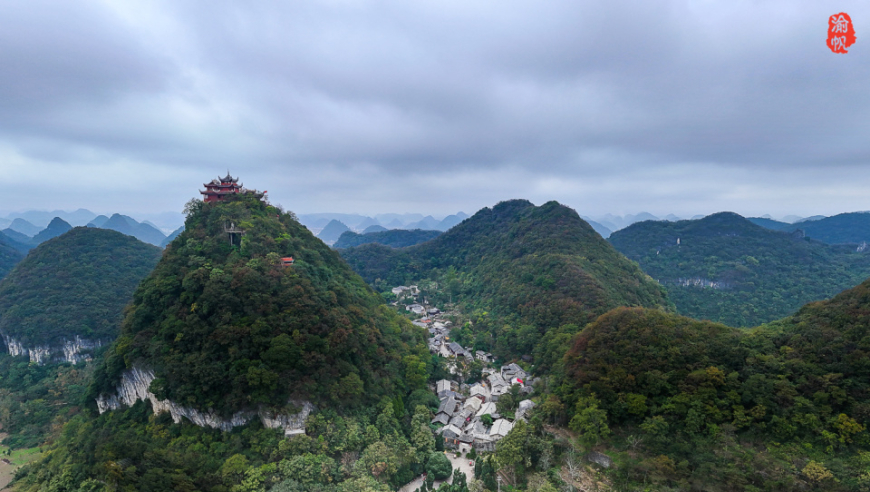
[
  {"xmin": 0, "ymin": 209, "xmax": 184, "ymax": 234},
  {"xmin": 0, "ymin": 212, "xmax": 170, "ymax": 278},
  {"xmin": 93, "ymin": 214, "xmax": 166, "ymax": 246},
  {"xmin": 748, "ymin": 212, "xmax": 870, "ymax": 244},
  {"xmin": 299, "ymin": 211, "xmax": 469, "ymax": 233}
]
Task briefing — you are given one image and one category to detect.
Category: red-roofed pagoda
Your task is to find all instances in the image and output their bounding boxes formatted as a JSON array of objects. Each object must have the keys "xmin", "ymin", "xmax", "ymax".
[
  {"xmin": 201, "ymin": 173, "xmax": 264, "ymax": 203},
  {"xmin": 201, "ymin": 173, "xmax": 242, "ymax": 203}
]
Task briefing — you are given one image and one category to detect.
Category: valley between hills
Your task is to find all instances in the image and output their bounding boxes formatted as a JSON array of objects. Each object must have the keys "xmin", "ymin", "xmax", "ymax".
[{"xmin": 2, "ymin": 192, "xmax": 870, "ymax": 491}]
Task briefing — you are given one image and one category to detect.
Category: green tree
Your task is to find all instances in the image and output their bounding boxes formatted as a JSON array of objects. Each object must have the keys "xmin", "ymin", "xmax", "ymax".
[
  {"xmin": 426, "ymin": 452, "xmax": 453, "ymax": 480},
  {"xmin": 494, "ymin": 420, "xmax": 529, "ymax": 486},
  {"xmin": 411, "ymin": 406, "xmax": 436, "ymax": 463},
  {"xmin": 569, "ymin": 397, "xmax": 610, "ymax": 448}
]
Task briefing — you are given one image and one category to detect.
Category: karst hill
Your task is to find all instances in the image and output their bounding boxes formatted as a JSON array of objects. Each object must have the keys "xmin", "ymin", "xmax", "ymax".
[
  {"xmin": 609, "ymin": 212, "xmax": 870, "ymax": 326},
  {"xmin": 0, "ymin": 227, "xmax": 162, "ymax": 364},
  {"xmin": 341, "ymin": 199, "xmax": 672, "ymax": 367},
  {"xmin": 90, "ymin": 191, "xmax": 427, "ymax": 425}
]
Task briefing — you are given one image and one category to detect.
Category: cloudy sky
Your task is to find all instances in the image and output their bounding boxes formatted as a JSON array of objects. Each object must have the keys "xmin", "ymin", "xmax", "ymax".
[{"xmin": 1, "ymin": 0, "xmax": 869, "ymax": 220}]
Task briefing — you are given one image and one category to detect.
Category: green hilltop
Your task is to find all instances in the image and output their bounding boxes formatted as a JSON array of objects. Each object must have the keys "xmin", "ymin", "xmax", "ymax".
[
  {"xmin": 333, "ymin": 228, "xmax": 442, "ymax": 249},
  {"xmin": 609, "ymin": 212, "xmax": 870, "ymax": 327},
  {"xmin": 92, "ymin": 194, "xmax": 428, "ymax": 413},
  {"xmin": 14, "ymin": 194, "xmax": 433, "ymax": 492},
  {"xmin": 0, "ymin": 227, "xmax": 162, "ymax": 349},
  {"xmin": 341, "ymin": 199, "xmax": 671, "ymax": 366},
  {"xmin": 552, "ymin": 276, "xmax": 870, "ymax": 490}
]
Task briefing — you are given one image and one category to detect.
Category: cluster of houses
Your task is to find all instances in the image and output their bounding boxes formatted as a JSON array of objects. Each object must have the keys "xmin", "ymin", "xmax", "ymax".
[
  {"xmin": 391, "ymin": 285, "xmax": 420, "ymax": 297},
  {"xmin": 430, "ymin": 363, "xmax": 537, "ymax": 453},
  {"xmin": 425, "ymin": 320, "xmax": 494, "ymax": 364},
  {"xmin": 388, "ymin": 284, "xmax": 538, "ymax": 453}
]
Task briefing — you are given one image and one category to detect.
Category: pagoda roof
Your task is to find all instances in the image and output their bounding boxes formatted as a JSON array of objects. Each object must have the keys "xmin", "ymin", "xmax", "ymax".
[{"xmin": 220, "ymin": 172, "xmax": 239, "ymax": 183}]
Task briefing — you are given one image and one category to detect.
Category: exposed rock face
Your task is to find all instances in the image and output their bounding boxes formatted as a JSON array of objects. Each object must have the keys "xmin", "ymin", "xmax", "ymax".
[
  {"xmin": 97, "ymin": 367, "xmax": 313, "ymax": 436},
  {"xmin": 586, "ymin": 451, "xmax": 613, "ymax": 468},
  {"xmin": 2, "ymin": 333, "xmax": 102, "ymax": 364},
  {"xmin": 675, "ymin": 277, "xmax": 729, "ymax": 289},
  {"xmin": 61, "ymin": 336, "xmax": 103, "ymax": 363}
]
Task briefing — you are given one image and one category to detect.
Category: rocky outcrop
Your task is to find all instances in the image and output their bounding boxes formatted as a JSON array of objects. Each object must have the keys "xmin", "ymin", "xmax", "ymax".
[
  {"xmin": 586, "ymin": 451, "xmax": 613, "ymax": 468},
  {"xmin": 61, "ymin": 336, "xmax": 103, "ymax": 363},
  {"xmin": 97, "ymin": 367, "xmax": 313, "ymax": 436},
  {"xmin": 674, "ymin": 277, "xmax": 729, "ymax": 289},
  {"xmin": 4, "ymin": 336, "xmax": 51, "ymax": 364},
  {"xmin": 2, "ymin": 333, "xmax": 102, "ymax": 365}
]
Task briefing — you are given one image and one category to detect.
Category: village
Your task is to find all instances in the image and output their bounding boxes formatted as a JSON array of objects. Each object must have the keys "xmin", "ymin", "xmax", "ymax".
[{"xmin": 390, "ymin": 285, "xmax": 539, "ymax": 456}]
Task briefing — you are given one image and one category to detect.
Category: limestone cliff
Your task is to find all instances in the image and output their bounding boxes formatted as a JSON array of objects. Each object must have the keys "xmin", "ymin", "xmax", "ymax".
[
  {"xmin": 2, "ymin": 333, "xmax": 102, "ymax": 364},
  {"xmin": 97, "ymin": 366, "xmax": 313, "ymax": 436}
]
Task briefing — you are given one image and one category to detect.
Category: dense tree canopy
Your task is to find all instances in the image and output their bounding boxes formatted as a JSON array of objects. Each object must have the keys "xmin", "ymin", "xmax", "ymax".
[
  {"xmin": 0, "ymin": 239, "xmax": 22, "ymax": 280},
  {"xmin": 610, "ymin": 212, "xmax": 870, "ymax": 326},
  {"xmin": 0, "ymin": 227, "xmax": 162, "ymax": 346},
  {"xmin": 556, "ymin": 291, "xmax": 870, "ymax": 490},
  {"xmin": 341, "ymin": 199, "xmax": 671, "ymax": 365},
  {"xmin": 93, "ymin": 194, "xmax": 428, "ymax": 414},
  {"xmin": 333, "ymin": 229, "xmax": 441, "ymax": 249}
]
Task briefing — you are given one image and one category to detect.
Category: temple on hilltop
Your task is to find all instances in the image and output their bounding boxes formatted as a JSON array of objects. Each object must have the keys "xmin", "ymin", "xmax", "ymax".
[{"xmin": 201, "ymin": 173, "xmax": 265, "ymax": 203}]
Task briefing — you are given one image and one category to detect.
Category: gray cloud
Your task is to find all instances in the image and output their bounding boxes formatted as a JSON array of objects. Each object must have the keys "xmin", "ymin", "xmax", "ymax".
[{"xmin": 1, "ymin": 0, "xmax": 869, "ymax": 218}]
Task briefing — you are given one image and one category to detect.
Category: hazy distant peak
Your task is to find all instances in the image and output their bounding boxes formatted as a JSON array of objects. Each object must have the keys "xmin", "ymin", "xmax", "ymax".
[
  {"xmin": 795, "ymin": 215, "xmax": 827, "ymax": 223},
  {"xmin": 30, "ymin": 217, "xmax": 73, "ymax": 245},
  {"xmin": 8, "ymin": 218, "xmax": 40, "ymax": 237},
  {"xmin": 316, "ymin": 219, "xmax": 350, "ymax": 244},
  {"xmin": 362, "ymin": 224, "xmax": 387, "ymax": 234}
]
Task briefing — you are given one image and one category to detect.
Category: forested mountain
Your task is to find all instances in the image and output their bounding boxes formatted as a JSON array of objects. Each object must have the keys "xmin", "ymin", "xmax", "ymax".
[
  {"xmin": 1, "ymin": 227, "xmax": 33, "ymax": 247},
  {"xmin": 16, "ymin": 194, "xmax": 430, "ymax": 492},
  {"xmin": 88, "ymin": 194, "xmax": 426, "ymax": 412},
  {"xmin": 0, "ymin": 239, "xmax": 23, "ymax": 280},
  {"xmin": 609, "ymin": 212, "xmax": 870, "ymax": 327},
  {"xmin": 552, "ymin": 283, "xmax": 870, "ymax": 490},
  {"xmin": 792, "ymin": 212, "xmax": 870, "ymax": 244},
  {"xmin": 0, "ymin": 227, "xmax": 162, "ymax": 351},
  {"xmin": 333, "ymin": 228, "xmax": 442, "ymax": 249},
  {"xmin": 341, "ymin": 199, "xmax": 671, "ymax": 366},
  {"xmin": 29, "ymin": 216, "xmax": 72, "ymax": 244},
  {"xmin": 317, "ymin": 219, "xmax": 350, "ymax": 244}
]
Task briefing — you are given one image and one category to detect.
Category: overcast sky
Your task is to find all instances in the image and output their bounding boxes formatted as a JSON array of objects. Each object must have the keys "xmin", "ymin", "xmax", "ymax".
[{"xmin": 1, "ymin": 0, "xmax": 869, "ymax": 220}]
